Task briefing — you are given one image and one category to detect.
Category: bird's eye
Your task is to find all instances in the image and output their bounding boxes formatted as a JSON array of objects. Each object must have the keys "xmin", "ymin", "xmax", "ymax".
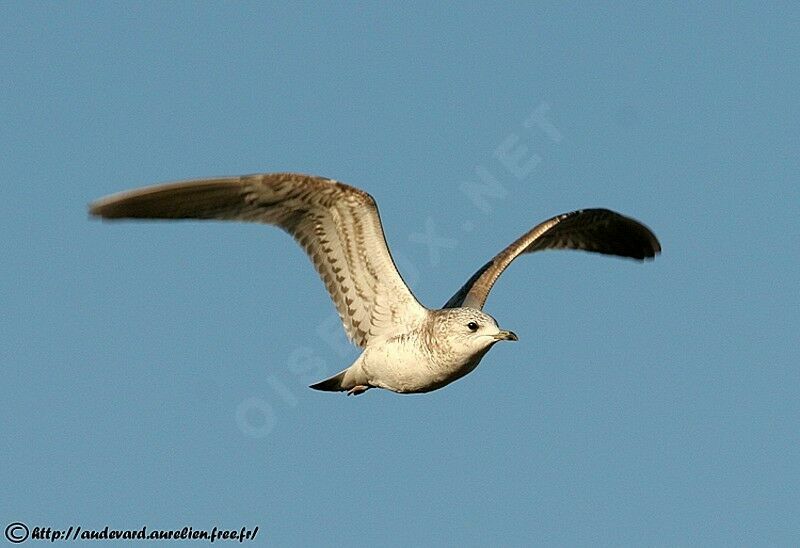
[{"xmin": 467, "ymin": 321, "xmax": 479, "ymax": 332}]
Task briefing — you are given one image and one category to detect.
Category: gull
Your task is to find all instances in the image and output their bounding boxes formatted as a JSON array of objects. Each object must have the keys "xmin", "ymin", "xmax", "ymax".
[{"xmin": 89, "ymin": 173, "xmax": 660, "ymax": 396}]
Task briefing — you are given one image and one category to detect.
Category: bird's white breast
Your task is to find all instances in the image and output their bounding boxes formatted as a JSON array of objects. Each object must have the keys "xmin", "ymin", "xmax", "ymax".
[{"xmin": 360, "ymin": 331, "xmax": 485, "ymax": 393}]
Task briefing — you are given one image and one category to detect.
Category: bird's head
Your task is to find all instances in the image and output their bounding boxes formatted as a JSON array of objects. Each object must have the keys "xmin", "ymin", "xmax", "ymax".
[{"xmin": 429, "ymin": 307, "xmax": 518, "ymax": 360}]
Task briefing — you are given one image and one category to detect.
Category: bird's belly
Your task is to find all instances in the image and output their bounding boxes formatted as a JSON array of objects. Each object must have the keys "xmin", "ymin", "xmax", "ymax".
[{"xmin": 361, "ymin": 341, "xmax": 484, "ymax": 394}]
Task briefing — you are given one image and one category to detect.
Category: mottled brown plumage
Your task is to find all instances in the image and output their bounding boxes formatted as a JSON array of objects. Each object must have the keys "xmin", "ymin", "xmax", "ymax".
[{"xmin": 90, "ymin": 173, "xmax": 426, "ymax": 348}]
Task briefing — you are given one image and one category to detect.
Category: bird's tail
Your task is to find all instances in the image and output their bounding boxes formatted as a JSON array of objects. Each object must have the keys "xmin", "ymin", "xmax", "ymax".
[{"xmin": 309, "ymin": 369, "xmax": 348, "ymax": 392}]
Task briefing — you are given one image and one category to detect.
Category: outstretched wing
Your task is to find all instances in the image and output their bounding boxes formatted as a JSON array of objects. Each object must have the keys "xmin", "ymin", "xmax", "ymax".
[
  {"xmin": 443, "ymin": 208, "xmax": 660, "ymax": 310},
  {"xmin": 90, "ymin": 173, "xmax": 427, "ymax": 347}
]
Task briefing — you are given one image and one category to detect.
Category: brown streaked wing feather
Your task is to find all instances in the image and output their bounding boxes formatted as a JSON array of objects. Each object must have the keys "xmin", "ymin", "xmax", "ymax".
[
  {"xmin": 90, "ymin": 173, "xmax": 427, "ymax": 347},
  {"xmin": 443, "ymin": 208, "xmax": 661, "ymax": 310}
]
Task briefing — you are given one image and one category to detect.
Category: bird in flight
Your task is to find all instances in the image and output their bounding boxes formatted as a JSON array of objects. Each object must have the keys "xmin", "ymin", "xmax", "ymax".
[{"xmin": 90, "ymin": 173, "xmax": 660, "ymax": 396}]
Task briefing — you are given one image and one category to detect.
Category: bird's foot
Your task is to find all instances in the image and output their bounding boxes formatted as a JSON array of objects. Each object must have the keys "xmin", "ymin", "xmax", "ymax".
[{"xmin": 347, "ymin": 385, "xmax": 370, "ymax": 396}]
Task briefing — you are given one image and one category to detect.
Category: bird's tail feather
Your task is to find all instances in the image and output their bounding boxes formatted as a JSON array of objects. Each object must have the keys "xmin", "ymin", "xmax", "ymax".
[{"xmin": 309, "ymin": 369, "xmax": 348, "ymax": 392}]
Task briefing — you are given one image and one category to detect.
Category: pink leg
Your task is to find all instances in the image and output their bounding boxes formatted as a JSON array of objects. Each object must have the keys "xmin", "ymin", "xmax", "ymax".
[{"xmin": 347, "ymin": 385, "xmax": 370, "ymax": 396}]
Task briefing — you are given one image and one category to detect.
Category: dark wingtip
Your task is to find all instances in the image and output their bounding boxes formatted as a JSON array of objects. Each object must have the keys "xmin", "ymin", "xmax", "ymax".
[
  {"xmin": 640, "ymin": 228, "xmax": 662, "ymax": 261},
  {"xmin": 88, "ymin": 195, "xmax": 136, "ymax": 220},
  {"xmin": 88, "ymin": 201, "xmax": 109, "ymax": 219}
]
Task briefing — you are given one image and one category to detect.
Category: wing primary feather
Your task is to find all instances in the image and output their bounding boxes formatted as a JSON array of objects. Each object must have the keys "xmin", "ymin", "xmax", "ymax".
[{"xmin": 445, "ymin": 208, "xmax": 660, "ymax": 310}]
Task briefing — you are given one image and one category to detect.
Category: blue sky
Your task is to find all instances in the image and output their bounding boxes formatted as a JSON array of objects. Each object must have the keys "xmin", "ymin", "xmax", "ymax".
[{"xmin": 2, "ymin": 2, "xmax": 799, "ymax": 546}]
